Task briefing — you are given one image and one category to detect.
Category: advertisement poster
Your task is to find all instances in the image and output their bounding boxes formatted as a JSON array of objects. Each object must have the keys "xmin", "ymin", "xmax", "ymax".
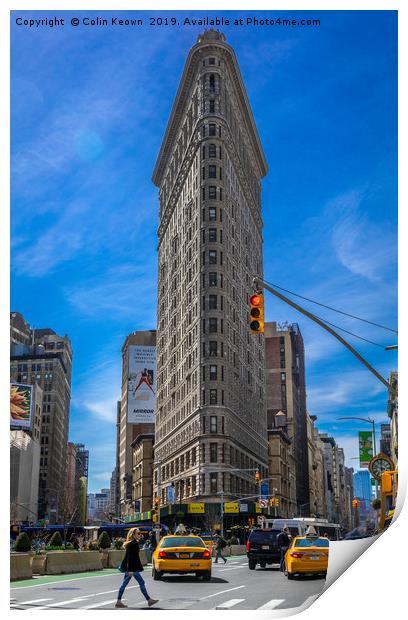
[
  {"xmin": 127, "ymin": 345, "xmax": 156, "ymax": 423},
  {"xmin": 359, "ymin": 431, "xmax": 374, "ymax": 468},
  {"xmin": 10, "ymin": 383, "xmax": 33, "ymax": 429}
]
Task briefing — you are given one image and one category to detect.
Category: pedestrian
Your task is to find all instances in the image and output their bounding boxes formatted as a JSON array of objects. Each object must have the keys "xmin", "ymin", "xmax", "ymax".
[
  {"xmin": 213, "ymin": 533, "xmax": 227, "ymax": 564},
  {"xmin": 148, "ymin": 530, "xmax": 157, "ymax": 562},
  {"xmin": 115, "ymin": 528, "xmax": 159, "ymax": 609},
  {"xmin": 277, "ymin": 525, "xmax": 292, "ymax": 572}
]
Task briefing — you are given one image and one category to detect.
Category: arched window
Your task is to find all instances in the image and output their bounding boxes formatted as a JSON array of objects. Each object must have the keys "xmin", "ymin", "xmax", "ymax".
[{"xmin": 209, "ymin": 74, "xmax": 215, "ymax": 91}]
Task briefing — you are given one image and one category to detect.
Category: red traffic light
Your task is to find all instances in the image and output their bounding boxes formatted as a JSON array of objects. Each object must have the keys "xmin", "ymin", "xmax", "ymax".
[{"xmin": 249, "ymin": 294, "xmax": 262, "ymax": 306}]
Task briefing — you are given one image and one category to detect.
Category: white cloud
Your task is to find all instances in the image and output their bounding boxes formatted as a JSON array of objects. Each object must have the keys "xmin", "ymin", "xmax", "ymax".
[
  {"xmin": 65, "ymin": 263, "xmax": 157, "ymax": 321},
  {"xmin": 72, "ymin": 357, "xmax": 121, "ymax": 424},
  {"xmin": 307, "ymin": 369, "xmax": 386, "ymax": 416},
  {"xmin": 329, "ymin": 190, "xmax": 396, "ymax": 283}
]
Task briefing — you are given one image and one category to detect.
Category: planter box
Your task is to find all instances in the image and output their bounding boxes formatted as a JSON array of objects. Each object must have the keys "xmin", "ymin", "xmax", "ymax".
[
  {"xmin": 45, "ymin": 551, "xmax": 103, "ymax": 575},
  {"xmin": 230, "ymin": 544, "xmax": 246, "ymax": 556},
  {"xmin": 10, "ymin": 553, "xmax": 32, "ymax": 581},
  {"xmin": 32, "ymin": 554, "xmax": 47, "ymax": 575},
  {"xmin": 107, "ymin": 549, "xmax": 125, "ymax": 568}
]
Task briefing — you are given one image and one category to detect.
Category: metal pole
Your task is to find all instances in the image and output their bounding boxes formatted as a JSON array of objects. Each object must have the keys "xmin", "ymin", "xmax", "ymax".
[
  {"xmin": 220, "ymin": 489, "xmax": 224, "ymax": 538},
  {"xmin": 256, "ymin": 277, "xmax": 390, "ymax": 390},
  {"xmin": 372, "ymin": 420, "xmax": 379, "ymax": 499},
  {"xmin": 157, "ymin": 462, "xmax": 161, "ymax": 529}
]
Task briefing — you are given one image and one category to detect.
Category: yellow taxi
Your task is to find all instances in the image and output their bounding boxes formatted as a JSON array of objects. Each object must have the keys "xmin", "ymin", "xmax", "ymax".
[
  {"xmin": 284, "ymin": 534, "xmax": 329, "ymax": 579},
  {"xmin": 152, "ymin": 535, "xmax": 212, "ymax": 581}
]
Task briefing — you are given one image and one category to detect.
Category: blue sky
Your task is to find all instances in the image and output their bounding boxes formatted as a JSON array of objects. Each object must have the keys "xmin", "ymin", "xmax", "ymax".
[{"xmin": 11, "ymin": 10, "xmax": 397, "ymax": 492}]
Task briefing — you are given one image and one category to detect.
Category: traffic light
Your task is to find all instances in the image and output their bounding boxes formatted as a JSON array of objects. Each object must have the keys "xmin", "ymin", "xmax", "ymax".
[
  {"xmin": 269, "ymin": 498, "xmax": 280, "ymax": 507},
  {"xmin": 152, "ymin": 495, "xmax": 160, "ymax": 523},
  {"xmin": 249, "ymin": 293, "xmax": 264, "ymax": 334},
  {"xmin": 352, "ymin": 499, "xmax": 360, "ymax": 509},
  {"xmin": 247, "ymin": 517, "xmax": 255, "ymax": 526},
  {"xmin": 254, "ymin": 470, "xmax": 261, "ymax": 484}
]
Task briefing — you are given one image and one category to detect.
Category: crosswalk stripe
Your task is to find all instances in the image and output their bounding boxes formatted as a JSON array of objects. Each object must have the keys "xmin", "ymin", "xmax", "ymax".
[
  {"xmin": 218, "ymin": 566, "xmax": 246, "ymax": 572},
  {"xmin": 82, "ymin": 599, "xmax": 118, "ymax": 609},
  {"xmin": 215, "ymin": 598, "xmax": 245, "ymax": 609},
  {"xmin": 200, "ymin": 585, "xmax": 245, "ymax": 600},
  {"xmin": 257, "ymin": 598, "xmax": 285, "ymax": 610},
  {"xmin": 16, "ymin": 598, "xmax": 53, "ymax": 605},
  {"xmin": 35, "ymin": 597, "xmax": 89, "ymax": 610}
]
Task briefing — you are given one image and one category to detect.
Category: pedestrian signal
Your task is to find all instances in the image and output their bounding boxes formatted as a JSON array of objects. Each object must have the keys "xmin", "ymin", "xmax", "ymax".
[
  {"xmin": 249, "ymin": 293, "xmax": 264, "ymax": 334},
  {"xmin": 254, "ymin": 470, "xmax": 261, "ymax": 484},
  {"xmin": 352, "ymin": 499, "xmax": 360, "ymax": 509}
]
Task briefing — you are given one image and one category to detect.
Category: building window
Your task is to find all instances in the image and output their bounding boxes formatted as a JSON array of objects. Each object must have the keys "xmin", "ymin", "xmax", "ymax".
[
  {"xmin": 209, "ymin": 124, "xmax": 216, "ymax": 136},
  {"xmin": 209, "ymin": 57, "xmax": 215, "ymax": 65},
  {"xmin": 209, "ymin": 250, "xmax": 217, "ymax": 264},
  {"xmin": 209, "ymin": 186, "xmax": 217, "ymax": 200},
  {"xmin": 202, "ymin": 167, "xmax": 206, "ymax": 180},
  {"xmin": 209, "ymin": 272, "xmax": 217, "ymax": 286},
  {"xmin": 209, "ymin": 228, "xmax": 217, "ymax": 242},
  {"xmin": 281, "ymin": 372, "xmax": 286, "ymax": 381},
  {"xmin": 209, "ymin": 143, "xmax": 216, "ymax": 158},
  {"xmin": 209, "ymin": 100, "xmax": 215, "ymax": 113},
  {"xmin": 210, "ymin": 365, "xmax": 217, "ymax": 380},
  {"xmin": 210, "ymin": 443, "xmax": 218, "ymax": 462},
  {"xmin": 209, "ymin": 165, "xmax": 217, "ymax": 178},
  {"xmin": 209, "ymin": 341, "xmax": 218, "ymax": 356},
  {"xmin": 210, "ymin": 472, "xmax": 218, "ymax": 493},
  {"xmin": 209, "ymin": 318, "xmax": 218, "ymax": 333},
  {"xmin": 209, "ymin": 206, "xmax": 216, "ymax": 220},
  {"xmin": 209, "ymin": 74, "xmax": 215, "ymax": 91},
  {"xmin": 210, "ymin": 416, "xmax": 217, "ymax": 433},
  {"xmin": 209, "ymin": 294, "xmax": 217, "ymax": 309},
  {"xmin": 210, "ymin": 389, "xmax": 217, "ymax": 404}
]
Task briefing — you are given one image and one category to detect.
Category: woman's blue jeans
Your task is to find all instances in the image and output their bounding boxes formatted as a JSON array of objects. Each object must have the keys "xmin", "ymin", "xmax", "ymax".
[{"xmin": 118, "ymin": 572, "xmax": 150, "ymax": 601}]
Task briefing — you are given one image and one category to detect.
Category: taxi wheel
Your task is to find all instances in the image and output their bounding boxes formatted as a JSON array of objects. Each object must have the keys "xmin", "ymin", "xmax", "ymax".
[
  {"xmin": 202, "ymin": 570, "xmax": 212, "ymax": 581},
  {"xmin": 248, "ymin": 559, "xmax": 256, "ymax": 570},
  {"xmin": 287, "ymin": 571, "xmax": 295, "ymax": 580},
  {"xmin": 152, "ymin": 565, "xmax": 162, "ymax": 581}
]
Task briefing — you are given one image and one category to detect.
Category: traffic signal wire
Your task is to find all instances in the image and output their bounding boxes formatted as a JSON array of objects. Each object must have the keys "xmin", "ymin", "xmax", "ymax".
[
  {"xmin": 261, "ymin": 279, "xmax": 398, "ymax": 334},
  {"xmin": 312, "ymin": 315, "xmax": 386, "ymax": 349}
]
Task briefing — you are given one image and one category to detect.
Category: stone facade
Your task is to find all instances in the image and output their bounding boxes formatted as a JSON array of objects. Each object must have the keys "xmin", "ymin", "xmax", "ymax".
[
  {"xmin": 306, "ymin": 415, "xmax": 326, "ymax": 519},
  {"xmin": 264, "ymin": 322, "xmax": 309, "ymax": 513},
  {"xmin": 267, "ymin": 411, "xmax": 296, "ymax": 518},
  {"xmin": 153, "ymin": 30, "xmax": 268, "ymax": 506},
  {"xmin": 131, "ymin": 434, "xmax": 155, "ymax": 513},
  {"xmin": 10, "ymin": 314, "xmax": 72, "ymax": 521},
  {"xmin": 119, "ymin": 331, "xmax": 156, "ymax": 517}
]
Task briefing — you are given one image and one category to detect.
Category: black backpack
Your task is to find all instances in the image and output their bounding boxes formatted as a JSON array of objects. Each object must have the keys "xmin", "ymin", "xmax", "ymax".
[{"xmin": 220, "ymin": 538, "xmax": 227, "ymax": 548}]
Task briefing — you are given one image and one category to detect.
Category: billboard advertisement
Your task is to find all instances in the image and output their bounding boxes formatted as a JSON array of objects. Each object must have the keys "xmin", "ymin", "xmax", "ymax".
[
  {"xmin": 10, "ymin": 383, "xmax": 33, "ymax": 429},
  {"xmin": 359, "ymin": 431, "xmax": 374, "ymax": 468},
  {"xmin": 127, "ymin": 345, "xmax": 156, "ymax": 423}
]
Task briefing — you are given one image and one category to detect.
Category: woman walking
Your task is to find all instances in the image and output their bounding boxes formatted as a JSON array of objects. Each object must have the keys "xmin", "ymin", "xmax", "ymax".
[{"xmin": 115, "ymin": 528, "xmax": 158, "ymax": 609}]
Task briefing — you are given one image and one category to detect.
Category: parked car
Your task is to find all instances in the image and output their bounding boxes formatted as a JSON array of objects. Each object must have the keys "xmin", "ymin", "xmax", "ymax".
[{"xmin": 246, "ymin": 528, "xmax": 280, "ymax": 570}]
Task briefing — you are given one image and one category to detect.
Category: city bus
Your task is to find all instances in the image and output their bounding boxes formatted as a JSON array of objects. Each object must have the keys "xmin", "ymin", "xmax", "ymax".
[{"xmin": 262, "ymin": 518, "xmax": 342, "ymax": 540}]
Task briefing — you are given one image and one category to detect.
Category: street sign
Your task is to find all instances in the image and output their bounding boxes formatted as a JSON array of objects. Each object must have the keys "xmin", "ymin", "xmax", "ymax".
[
  {"xmin": 257, "ymin": 516, "xmax": 265, "ymax": 525},
  {"xmin": 239, "ymin": 503, "xmax": 248, "ymax": 513},
  {"xmin": 167, "ymin": 484, "xmax": 175, "ymax": 504},
  {"xmin": 259, "ymin": 499, "xmax": 268, "ymax": 508},
  {"xmin": 224, "ymin": 502, "xmax": 239, "ymax": 513},
  {"xmin": 260, "ymin": 482, "xmax": 269, "ymax": 500}
]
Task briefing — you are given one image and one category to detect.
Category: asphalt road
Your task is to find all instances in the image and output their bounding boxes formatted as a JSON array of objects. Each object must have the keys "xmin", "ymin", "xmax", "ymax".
[{"xmin": 10, "ymin": 556, "xmax": 325, "ymax": 612}]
